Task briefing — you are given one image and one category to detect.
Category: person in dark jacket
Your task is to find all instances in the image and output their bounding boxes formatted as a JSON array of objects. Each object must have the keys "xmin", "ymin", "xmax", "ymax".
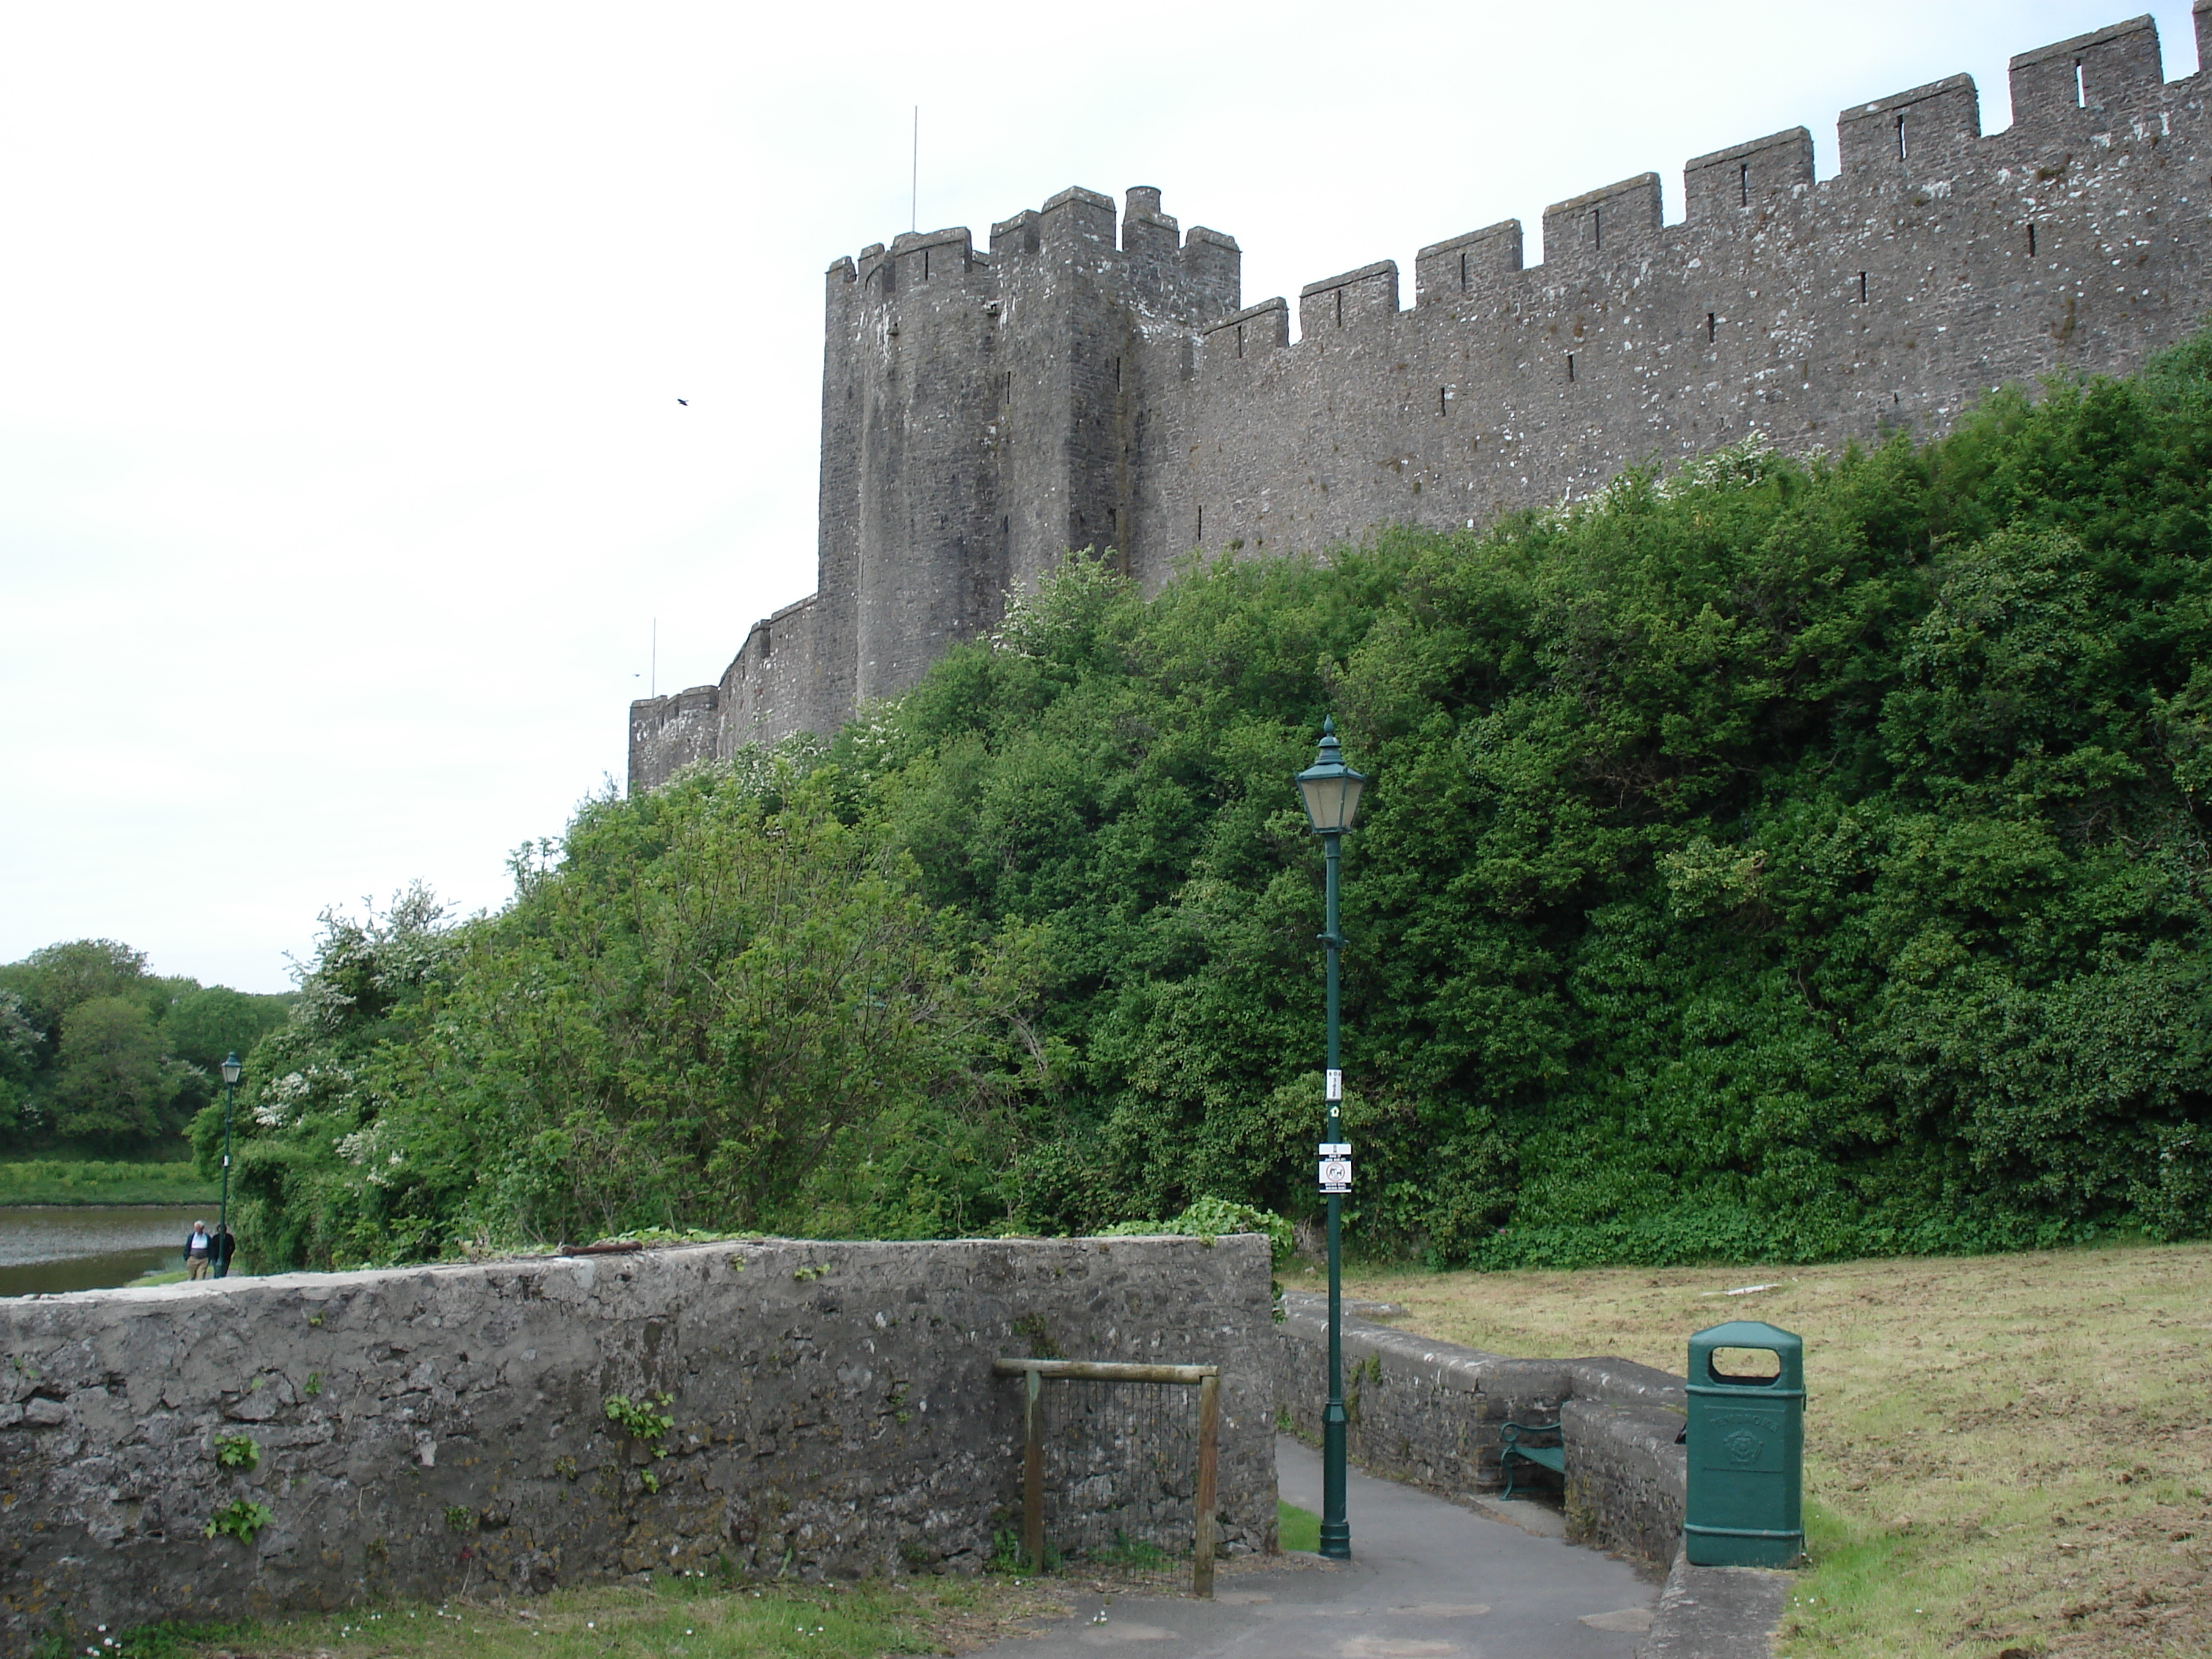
[{"xmin": 185, "ymin": 1221, "xmax": 214, "ymax": 1280}]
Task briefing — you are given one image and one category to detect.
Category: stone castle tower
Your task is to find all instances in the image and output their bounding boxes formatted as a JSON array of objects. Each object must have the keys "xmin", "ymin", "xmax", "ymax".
[{"xmin": 632, "ymin": 7, "xmax": 2212, "ymax": 791}]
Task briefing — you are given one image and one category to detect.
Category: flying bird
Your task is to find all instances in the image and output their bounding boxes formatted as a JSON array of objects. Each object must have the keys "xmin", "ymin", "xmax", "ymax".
[{"xmin": 676, "ymin": 397, "xmax": 689, "ymax": 406}]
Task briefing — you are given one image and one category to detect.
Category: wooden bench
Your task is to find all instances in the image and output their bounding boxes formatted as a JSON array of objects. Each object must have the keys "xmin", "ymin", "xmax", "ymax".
[{"xmin": 1497, "ymin": 1419, "xmax": 1565, "ymax": 1500}]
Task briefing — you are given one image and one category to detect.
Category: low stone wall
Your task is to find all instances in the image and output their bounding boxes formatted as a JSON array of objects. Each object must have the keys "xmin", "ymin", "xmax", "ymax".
[
  {"xmin": 1276, "ymin": 1295, "xmax": 1686, "ymax": 1566},
  {"xmin": 0, "ymin": 1235, "xmax": 1278, "ymax": 1653}
]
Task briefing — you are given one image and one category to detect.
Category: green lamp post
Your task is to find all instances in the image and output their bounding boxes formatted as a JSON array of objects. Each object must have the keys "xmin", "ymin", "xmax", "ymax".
[
  {"xmin": 1295, "ymin": 716, "xmax": 1365, "ymax": 1562},
  {"xmin": 217, "ymin": 1052, "xmax": 240, "ymax": 1279}
]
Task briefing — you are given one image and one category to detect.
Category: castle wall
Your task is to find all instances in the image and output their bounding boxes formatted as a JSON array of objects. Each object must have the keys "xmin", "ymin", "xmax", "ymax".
[
  {"xmin": 625, "ymin": 685, "xmax": 720, "ymax": 793},
  {"xmin": 713, "ymin": 591, "xmax": 833, "ymax": 753},
  {"xmin": 844, "ymin": 229, "xmax": 1005, "ymax": 704},
  {"xmin": 0, "ymin": 1236, "xmax": 1278, "ymax": 1654},
  {"xmin": 812, "ymin": 257, "xmax": 864, "ymax": 731},
  {"xmin": 1163, "ymin": 11, "xmax": 2210, "ymax": 566},
  {"xmin": 993, "ymin": 190, "xmax": 1113, "ymax": 596},
  {"xmin": 630, "ymin": 7, "xmax": 2212, "ymax": 793}
]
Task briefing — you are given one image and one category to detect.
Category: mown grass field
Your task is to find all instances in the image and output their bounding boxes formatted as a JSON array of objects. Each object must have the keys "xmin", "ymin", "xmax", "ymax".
[
  {"xmin": 0, "ymin": 1159, "xmax": 218, "ymax": 1205},
  {"xmin": 1340, "ymin": 1242, "xmax": 2212, "ymax": 1659}
]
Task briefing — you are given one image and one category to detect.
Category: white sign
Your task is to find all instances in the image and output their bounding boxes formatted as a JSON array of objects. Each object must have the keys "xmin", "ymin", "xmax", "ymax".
[
  {"xmin": 1326, "ymin": 1069, "xmax": 1342, "ymax": 1101},
  {"xmin": 1318, "ymin": 1156, "xmax": 1352, "ymax": 1192},
  {"xmin": 1318, "ymin": 1142, "xmax": 1350, "ymax": 1156}
]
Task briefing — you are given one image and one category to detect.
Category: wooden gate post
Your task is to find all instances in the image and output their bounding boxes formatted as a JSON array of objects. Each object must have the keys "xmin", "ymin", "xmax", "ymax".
[
  {"xmin": 1023, "ymin": 1366, "xmax": 1046, "ymax": 1570},
  {"xmin": 1193, "ymin": 1371, "xmax": 1220, "ymax": 1599},
  {"xmin": 993, "ymin": 1357, "xmax": 1222, "ymax": 1591}
]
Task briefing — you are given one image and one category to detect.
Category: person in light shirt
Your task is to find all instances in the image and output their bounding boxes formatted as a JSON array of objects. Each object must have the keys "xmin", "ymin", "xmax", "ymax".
[{"xmin": 184, "ymin": 1221, "xmax": 214, "ymax": 1280}]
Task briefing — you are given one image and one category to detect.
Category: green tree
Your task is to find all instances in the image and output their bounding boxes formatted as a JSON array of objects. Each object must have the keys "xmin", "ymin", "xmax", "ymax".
[
  {"xmin": 227, "ymin": 778, "xmax": 1049, "ymax": 1268},
  {"xmin": 187, "ymin": 883, "xmax": 457, "ymax": 1265},
  {"xmin": 163, "ymin": 986, "xmax": 291, "ymax": 1074},
  {"xmin": 0, "ymin": 991, "xmax": 38, "ymax": 1089},
  {"xmin": 49, "ymin": 996, "xmax": 170, "ymax": 1144},
  {"xmin": 0, "ymin": 991, "xmax": 38, "ymax": 1144},
  {"xmin": 409, "ymin": 766, "xmax": 1049, "ymax": 1244},
  {"xmin": 8, "ymin": 939, "xmax": 152, "ymax": 1030}
]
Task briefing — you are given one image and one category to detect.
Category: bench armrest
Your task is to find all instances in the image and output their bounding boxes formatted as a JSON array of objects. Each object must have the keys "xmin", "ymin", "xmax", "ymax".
[{"xmin": 1499, "ymin": 1419, "xmax": 1563, "ymax": 1446}]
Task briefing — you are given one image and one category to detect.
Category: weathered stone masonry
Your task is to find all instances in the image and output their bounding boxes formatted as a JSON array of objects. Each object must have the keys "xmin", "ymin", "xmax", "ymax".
[
  {"xmin": 0, "ymin": 1236, "xmax": 1276, "ymax": 1654},
  {"xmin": 1276, "ymin": 1295, "xmax": 1689, "ymax": 1571},
  {"xmin": 631, "ymin": 7, "xmax": 2212, "ymax": 788}
]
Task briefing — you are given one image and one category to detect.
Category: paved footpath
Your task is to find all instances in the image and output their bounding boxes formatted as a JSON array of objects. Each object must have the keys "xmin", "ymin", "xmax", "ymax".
[{"xmin": 965, "ymin": 1436, "xmax": 1661, "ymax": 1658}]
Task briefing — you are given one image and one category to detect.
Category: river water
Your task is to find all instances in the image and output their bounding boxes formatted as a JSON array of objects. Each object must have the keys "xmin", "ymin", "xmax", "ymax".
[{"xmin": 0, "ymin": 1206, "xmax": 214, "ymax": 1297}]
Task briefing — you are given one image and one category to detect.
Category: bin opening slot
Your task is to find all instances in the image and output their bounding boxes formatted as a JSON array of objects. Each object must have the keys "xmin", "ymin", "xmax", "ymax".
[{"xmin": 1708, "ymin": 1346, "xmax": 1783, "ymax": 1384}]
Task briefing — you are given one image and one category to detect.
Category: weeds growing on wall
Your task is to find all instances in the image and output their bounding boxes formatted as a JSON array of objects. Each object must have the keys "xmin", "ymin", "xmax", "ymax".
[{"xmin": 223, "ymin": 331, "xmax": 2212, "ymax": 1269}]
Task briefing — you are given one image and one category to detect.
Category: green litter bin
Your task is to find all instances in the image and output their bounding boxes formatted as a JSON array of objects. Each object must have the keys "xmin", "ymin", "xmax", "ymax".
[{"xmin": 1683, "ymin": 1320, "xmax": 1804, "ymax": 1567}]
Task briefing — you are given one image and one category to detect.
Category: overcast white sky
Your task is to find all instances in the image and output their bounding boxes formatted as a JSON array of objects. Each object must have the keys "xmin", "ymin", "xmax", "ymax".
[{"xmin": 2, "ymin": 2, "xmax": 2199, "ymax": 993}]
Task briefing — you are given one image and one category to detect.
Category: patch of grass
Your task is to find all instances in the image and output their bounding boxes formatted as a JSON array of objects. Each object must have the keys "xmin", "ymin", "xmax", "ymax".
[
  {"xmin": 108, "ymin": 1619, "xmax": 259, "ymax": 1659},
  {"xmin": 1346, "ymin": 1241, "xmax": 2212, "ymax": 1659},
  {"xmin": 1086, "ymin": 1531, "xmax": 1172, "ymax": 1572},
  {"xmin": 125, "ymin": 1269, "xmax": 189, "ymax": 1287},
  {"xmin": 1276, "ymin": 1499, "xmax": 1320, "ymax": 1554},
  {"xmin": 119, "ymin": 1576, "xmax": 1062, "ymax": 1659},
  {"xmin": 987, "ymin": 1526, "xmax": 1059, "ymax": 1574},
  {"xmin": 0, "ymin": 1160, "xmax": 218, "ymax": 1205}
]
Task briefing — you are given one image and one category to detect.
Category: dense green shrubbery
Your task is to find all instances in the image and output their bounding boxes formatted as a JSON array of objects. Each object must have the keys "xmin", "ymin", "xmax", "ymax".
[
  {"xmin": 217, "ymin": 780, "xmax": 1051, "ymax": 1266},
  {"xmin": 1097, "ymin": 1197, "xmax": 1298, "ymax": 1268},
  {"xmin": 231, "ymin": 332, "xmax": 2212, "ymax": 1269}
]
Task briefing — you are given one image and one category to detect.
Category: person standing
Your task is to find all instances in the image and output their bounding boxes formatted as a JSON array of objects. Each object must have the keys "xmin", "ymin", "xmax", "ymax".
[{"xmin": 185, "ymin": 1221, "xmax": 214, "ymax": 1280}]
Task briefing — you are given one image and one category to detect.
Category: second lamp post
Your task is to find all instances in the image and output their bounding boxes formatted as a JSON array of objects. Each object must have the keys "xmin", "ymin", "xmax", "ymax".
[
  {"xmin": 1295, "ymin": 717, "xmax": 1365, "ymax": 1562},
  {"xmin": 217, "ymin": 1051, "xmax": 240, "ymax": 1279}
]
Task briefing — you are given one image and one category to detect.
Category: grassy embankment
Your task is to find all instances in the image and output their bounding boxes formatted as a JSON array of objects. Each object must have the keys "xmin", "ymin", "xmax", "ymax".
[
  {"xmin": 0, "ymin": 1159, "xmax": 218, "ymax": 1205},
  {"xmin": 104, "ymin": 1574, "xmax": 1062, "ymax": 1659},
  {"xmin": 1338, "ymin": 1243, "xmax": 2212, "ymax": 1659},
  {"xmin": 112, "ymin": 1477, "xmax": 1319, "ymax": 1659}
]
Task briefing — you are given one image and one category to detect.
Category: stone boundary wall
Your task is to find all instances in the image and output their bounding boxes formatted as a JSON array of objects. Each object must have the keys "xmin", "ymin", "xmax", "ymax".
[
  {"xmin": 1275, "ymin": 1295, "xmax": 1686, "ymax": 1567},
  {"xmin": 0, "ymin": 1235, "xmax": 1277, "ymax": 1655}
]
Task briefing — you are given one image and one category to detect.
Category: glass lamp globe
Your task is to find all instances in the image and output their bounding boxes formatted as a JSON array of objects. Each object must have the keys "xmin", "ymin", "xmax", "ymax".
[{"xmin": 1295, "ymin": 719, "xmax": 1366, "ymax": 833}]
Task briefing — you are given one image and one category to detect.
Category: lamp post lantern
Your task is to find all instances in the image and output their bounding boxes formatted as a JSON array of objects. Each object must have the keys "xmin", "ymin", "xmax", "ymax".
[
  {"xmin": 217, "ymin": 1052, "xmax": 240, "ymax": 1280},
  {"xmin": 1295, "ymin": 717, "xmax": 1364, "ymax": 1562}
]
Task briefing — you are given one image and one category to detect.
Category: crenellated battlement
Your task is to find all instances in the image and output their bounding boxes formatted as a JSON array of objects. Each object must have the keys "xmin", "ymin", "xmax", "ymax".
[
  {"xmin": 630, "ymin": 5, "xmax": 2212, "ymax": 792},
  {"xmin": 1201, "ymin": 9, "xmax": 2203, "ymax": 371},
  {"xmin": 829, "ymin": 186, "xmax": 1242, "ymax": 323}
]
